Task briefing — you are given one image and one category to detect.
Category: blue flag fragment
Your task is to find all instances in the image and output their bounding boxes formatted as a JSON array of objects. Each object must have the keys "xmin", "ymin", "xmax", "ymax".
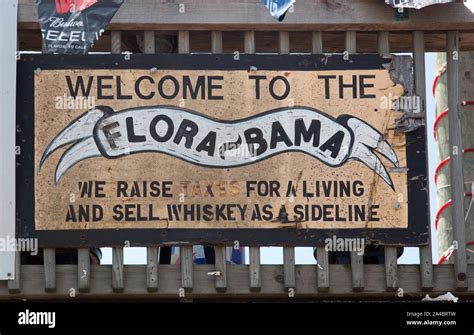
[{"xmin": 261, "ymin": 0, "xmax": 295, "ymax": 21}]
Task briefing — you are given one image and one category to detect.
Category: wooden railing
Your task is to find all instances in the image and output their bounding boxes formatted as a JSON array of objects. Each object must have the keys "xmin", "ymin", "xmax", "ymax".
[{"xmin": 3, "ymin": 0, "xmax": 474, "ymax": 300}]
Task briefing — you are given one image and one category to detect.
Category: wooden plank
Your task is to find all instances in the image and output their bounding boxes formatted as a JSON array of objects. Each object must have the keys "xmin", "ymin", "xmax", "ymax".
[
  {"xmin": 316, "ymin": 247, "xmax": 329, "ymax": 292},
  {"xmin": 8, "ymin": 252, "xmax": 21, "ymax": 294},
  {"xmin": 312, "ymin": 31, "xmax": 323, "ymax": 54},
  {"xmin": 17, "ymin": 30, "xmax": 474, "ymax": 53},
  {"xmin": 180, "ymin": 246, "xmax": 193, "ymax": 292},
  {"xmin": 210, "ymin": 30, "xmax": 228, "ymax": 292},
  {"xmin": 350, "ymin": 252, "xmax": 364, "ymax": 292},
  {"xmin": 283, "ymin": 247, "xmax": 296, "ymax": 289},
  {"xmin": 211, "ymin": 31, "xmax": 223, "ymax": 53},
  {"xmin": 377, "ymin": 31, "xmax": 390, "ymax": 55},
  {"xmin": 177, "ymin": 30, "xmax": 193, "ymax": 294},
  {"xmin": 43, "ymin": 248, "xmax": 56, "ymax": 293},
  {"xmin": 110, "ymin": 30, "xmax": 124, "ymax": 294},
  {"xmin": 178, "ymin": 31, "xmax": 190, "ymax": 54},
  {"xmin": 384, "ymin": 248, "xmax": 398, "ymax": 291},
  {"xmin": 111, "ymin": 30, "xmax": 122, "ymax": 54},
  {"xmin": 1, "ymin": 264, "xmax": 474, "ymax": 299},
  {"xmin": 214, "ymin": 247, "xmax": 227, "ymax": 292},
  {"xmin": 244, "ymin": 30, "xmax": 261, "ymax": 293},
  {"xmin": 77, "ymin": 248, "xmax": 90, "ymax": 293},
  {"xmin": 413, "ymin": 30, "xmax": 434, "ymax": 292},
  {"xmin": 112, "ymin": 247, "xmax": 124, "ymax": 293},
  {"xmin": 143, "ymin": 29, "xmax": 159, "ymax": 293},
  {"xmin": 279, "ymin": 31, "xmax": 290, "ymax": 54},
  {"xmin": 18, "ymin": 0, "xmax": 474, "ymax": 31},
  {"xmin": 313, "ymin": 31, "xmax": 329, "ymax": 294},
  {"xmin": 146, "ymin": 247, "xmax": 158, "ymax": 292},
  {"xmin": 277, "ymin": 30, "xmax": 296, "ymax": 291},
  {"xmin": 345, "ymin": 30, "xmax": 364, "ymax": 292},
  {"xmin": 378, "ymin": 31, "xmax": 398, "ymax": 292},
  {"xmin": 143, "ymin": 30, "xmax": 155, "ymax": 54},
  {"xmin": 244, "ymin": 31, "xmax": 255, "ymax": 54},
  {"xmin": 447, "ymin": 30, "xmax": 468, "ymax": 291},
  {"xmin": 345, "ymin": 31, "xmax": 357, "ymax": 54},
  {"xmin": 278, "ymin": 30, "xmax": 295, "ymax": 287},
  {"xmin": 249, "ymin": 247, "xmax": 261, "ymax": 292}
]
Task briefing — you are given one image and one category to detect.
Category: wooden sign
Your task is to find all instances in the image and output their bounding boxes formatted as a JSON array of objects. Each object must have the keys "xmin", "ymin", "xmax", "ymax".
[{"xmin": 16, "ymin": 54, "xmax": 429, "ymax": 247}]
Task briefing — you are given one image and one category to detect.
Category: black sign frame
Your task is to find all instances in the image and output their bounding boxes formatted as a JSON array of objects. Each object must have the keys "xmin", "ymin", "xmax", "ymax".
[{"xmin": 16, "ymin": 54, "xmax": 429, "ymax": 247}]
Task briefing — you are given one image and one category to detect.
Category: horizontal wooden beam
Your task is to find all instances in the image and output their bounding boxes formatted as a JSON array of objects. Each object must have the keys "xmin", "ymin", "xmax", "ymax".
[
  {"xmin": 18, "ymin": 0, "xmax": 474, "ymax": 31},
  {"xmin": 17, "ymin": 29, "xmax": 474, "ymax": 53},
  {"xmin": 0, "ymin": 264, "xmax": 473, "ymax": 300}
]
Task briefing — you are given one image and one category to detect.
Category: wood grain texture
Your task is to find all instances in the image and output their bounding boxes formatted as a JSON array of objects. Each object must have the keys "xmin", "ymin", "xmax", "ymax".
[
  {"xmin": 413, "ymin": 31, "xmax": 434, "ymax": 292},
  {"xmin": 18, "ymin": 0, "xmax": 474, "ymax": 31},
  {"xmin": 43, "ymin": 248, "xmax": 56, "ymax": 293},
  {"xmin": 180, "ymin": 246, "xmax": 193, "ymax": 292},
  {"xmin": 2, "ymin": 264, "xmax": 474, "ymax": 299},
  {"xmin": 316, "ymin": 247, "xmax": 330, "ymax": 292},
  {"xmin": 78, "ymin": 248, "xmax": 90, "ymax": 293},
  {"xmin": 112, "ymin": 247, "xmax": 124, "ymax": 292},
  {"xmin": 447, "ymin": 31, "xmax": 468, "ymax": 291},
  {"xmin": 7, "ymin": 252, "xmax": 21, "ymax": 294}
]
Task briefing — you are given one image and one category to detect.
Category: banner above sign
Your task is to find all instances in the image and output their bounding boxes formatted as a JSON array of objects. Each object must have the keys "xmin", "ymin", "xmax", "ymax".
[
  {"xmin": 16, "ymin": 54, "xmax": 429, "ymax": 247},
  {"xmin": 36, "ymin": 0, "xmax": 123, "ymax": 54},
  {"xmin": 261, "ymin": 0, "xmax": 295, "ymax": 21}
]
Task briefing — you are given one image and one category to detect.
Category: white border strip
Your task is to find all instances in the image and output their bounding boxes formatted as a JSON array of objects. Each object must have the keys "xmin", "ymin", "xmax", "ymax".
[{"xmin": 0, "ymin": 0, "xmax": 18, "ymax": 280}]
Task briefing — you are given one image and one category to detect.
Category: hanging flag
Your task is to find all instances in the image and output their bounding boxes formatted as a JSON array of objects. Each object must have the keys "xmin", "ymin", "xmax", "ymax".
[
  {"xmin": 385, "ymin": 0, "xmax": 455, "ymax": 9},
  {"xmin": 36, "ymin": 0, "xmax": 124, "ymax": 54},
  {"xmin": 261, "ymin": 0, "xmax": 295, "ymax": 21}
]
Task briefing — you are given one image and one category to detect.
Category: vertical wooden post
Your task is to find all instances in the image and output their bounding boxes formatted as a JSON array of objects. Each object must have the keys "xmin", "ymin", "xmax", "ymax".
[
  {"xmin": 211, "ymin": 31, "xmax": 223, "ymax": 54},
  {"xmin": 413, "ymin": 31, "xmax": 434, "ymax": 291},
  {"xmin": 244, "ymin": 31, "xmax": 255, "ymax": 54},
  {"xmin": 111, "ymin": 30, "xmax": 125, "ymax": 293},
  {"xmin": 312, "ymin": 31, "xmax": 329, "ymax": 292},
  {"xmin": 43, "ymin": 249, "xmax": 56, "ymax": 292},
  {"xmin": 278, "ymin": 31, "xmax": 296, "ymax": 290},
  {"xmin": 378, "ymin": 31, "xmax": 398, "ymax": 292},
  {"xmin": 77, "ymin": 248, "xmax": 90, "ymax": 293},
  {"xmin": 446, "ymin": 31, "xmax": 468, "ymax": 290},
  {"xmin": 180, "ymin": 246, "xmax": 193, "ymax": 292},
  {"xmin": 214, "ymin": 246, "xmax": 227, "ymax": 292},
  {"xmin": 112, "ymin": 247, "xmax": 124, "ymax": 292},
  {"xmin": 210, "ymin": 30, "xmax": 227, "ymax": 291},
  {"xmin": 249, "ymin": 246, "xmax": 261, "ymax": 292},
  {"xmin": 245, "ymin": 30, "xmax": 261, "ymax": 292},
  {"xmin": 312, "ymin": 32, "xmax": 323, "ymax": 54},
  {"xmin": 143, "ymin": 30, "xmax": 159, "ymax": 292},
  {"xmin": 345, "ymin": 31, "xmax": 364, "ymax": 291},
  {"xmin": 8, "ymin": 251, "xmax": 21, "ymax": 294},
  {"xmin": 316, "ymin": 247, "xmax": 329, "ymax": 292},
  {"xmin": 146, "ymin": 247, "xmax": 159, "ymax": 292},
  {"xmin": 178, "ymin": 30, "xmax": 194, "ymax": 292},
  {"xmin": 211, "ymin": 30, "xmax": 228, "ymax": 292},
  {"xmin": 178, "ymin": 31, "xmax": 190, "ymax": 54}
]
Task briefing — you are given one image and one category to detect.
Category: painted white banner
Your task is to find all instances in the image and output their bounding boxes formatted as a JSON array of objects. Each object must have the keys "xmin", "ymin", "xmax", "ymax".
[{"xmin": 40, "ymin": 106, "xmax": 400, "ymax": 189}]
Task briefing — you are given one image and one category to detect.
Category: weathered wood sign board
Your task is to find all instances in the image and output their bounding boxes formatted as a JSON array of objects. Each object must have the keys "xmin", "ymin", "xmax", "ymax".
[{"xmin": 16, "ymin": 54, "xmax": 429, "ymax": 247}]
